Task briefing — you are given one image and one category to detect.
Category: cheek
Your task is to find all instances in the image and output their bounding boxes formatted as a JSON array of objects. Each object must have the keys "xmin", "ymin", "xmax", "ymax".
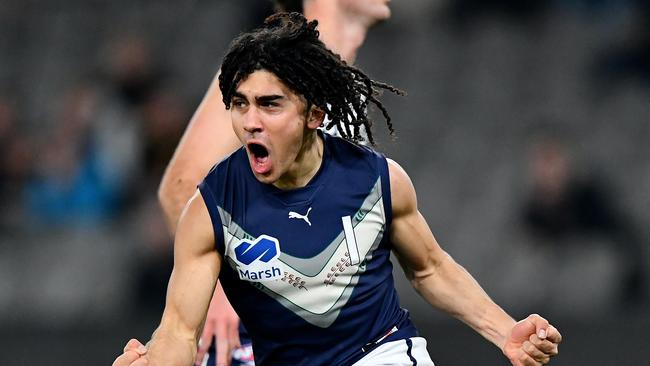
[
  {"xmin": 230, "ymin": 113, "xmax": 245, "ymax": 138},
  {"xmin": 276, "ymin": 126, "xmax": 303, "ymax": 150},
  {"xmin": 268, "ymin": 112, "xmax": 305, "ymax": 136},
  {"xmin": 268, "ymin": 119, "xmax": 305, "ymax": 159}
]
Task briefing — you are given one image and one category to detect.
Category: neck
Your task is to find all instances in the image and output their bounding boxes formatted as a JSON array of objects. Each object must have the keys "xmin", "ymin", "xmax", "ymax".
[
  {"xmin": 304, "ymin": 1, "xmax": 372, "ymax": 64},
  {"xmin": 273, "ymin": 131, "xmax": 324, "ymax": 190}
]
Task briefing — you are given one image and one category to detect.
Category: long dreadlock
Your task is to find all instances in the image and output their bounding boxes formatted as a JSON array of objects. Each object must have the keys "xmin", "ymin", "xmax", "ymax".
[{"xmin": 219, "ymin": 12, "xmax": 404, "ymax": 145}]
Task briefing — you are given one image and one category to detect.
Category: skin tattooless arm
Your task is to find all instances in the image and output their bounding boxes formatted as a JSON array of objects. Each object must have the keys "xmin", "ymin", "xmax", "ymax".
[{"xmin": 143, "ymin": 191, "xmax": 222, "ymax": 365}]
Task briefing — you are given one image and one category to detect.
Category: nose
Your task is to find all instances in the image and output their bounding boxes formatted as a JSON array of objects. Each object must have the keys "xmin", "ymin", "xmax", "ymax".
[{"xmin": 242, "ymin": 106, "xmax": 263, "ymax": 135}]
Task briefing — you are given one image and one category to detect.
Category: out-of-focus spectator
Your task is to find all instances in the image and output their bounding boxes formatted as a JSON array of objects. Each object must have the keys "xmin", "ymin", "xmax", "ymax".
[
  {"xmin": 0, "ymin": 98, "xmax": 32, "ymax": 199},
  {"xmin": 130, "ymin": 85, "xmax": 188, "ymax": 312},
  {"xmin": 89, "ymin": 33, "xmax": 190, "ymax": 316},
  {"xmin": 0, "ymin": 97, "xmax": 34, "ymax": 229},
  {"xmin": 97, "ymin": 33, "xmax": 184, "ymax": 199},
  {"xmin": 139, "ymin": 85, "xmax": 188, "ymax": 188},
  {"xmin": 521, "ymin": 133, "xmax": 646, "ymax": 309},
  {"xmin": 130, "ymin": 195, "xmax": 174, "ymax": 314},
  {"xmin": 103, "ymin": 34, "xmax": 164, "ymax": 108},
  {"xmin": 25, "ymin": 83, "xmax": 123, "ymax": 224}
]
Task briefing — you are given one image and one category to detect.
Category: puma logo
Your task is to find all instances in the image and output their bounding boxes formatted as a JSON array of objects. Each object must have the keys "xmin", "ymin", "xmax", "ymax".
[{"xmin": 288, "ymin": 207, "xmax": 312, "ymax": 226}]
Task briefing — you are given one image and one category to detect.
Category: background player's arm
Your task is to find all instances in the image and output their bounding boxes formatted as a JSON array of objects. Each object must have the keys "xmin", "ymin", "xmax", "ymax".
[
  {"xmin": 158, "ymin": 71, "xmax": 239, "ymax": 234},
  {"xmin": 135, "ymin": 190, "xmax": 221, "ymax": 365},
  {"xmin": 387, "ymin": 159, "xmax": 560, "ymax": 365}
]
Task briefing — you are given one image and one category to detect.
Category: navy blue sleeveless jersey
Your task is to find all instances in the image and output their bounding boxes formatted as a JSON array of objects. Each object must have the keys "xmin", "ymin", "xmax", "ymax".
[{"xmin": 198, "ymin": 131, "xmax": 418, "ymax": 366}]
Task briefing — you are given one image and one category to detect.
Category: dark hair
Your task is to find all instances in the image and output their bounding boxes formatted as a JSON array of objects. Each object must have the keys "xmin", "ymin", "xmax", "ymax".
[
  {"xmin": 272, "ymin": 0, "xmax": 303, "ymax": 13},
  {"xmin": 219, "ymin": 12, "xmax": 404, "ymax": 145}
]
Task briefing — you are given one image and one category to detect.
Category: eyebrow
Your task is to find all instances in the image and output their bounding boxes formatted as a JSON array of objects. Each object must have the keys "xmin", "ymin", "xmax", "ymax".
[
  {"xmin": 256, "ymin": 95, "xmax": 284, "ymax": 104},
  {"xmin": 232, "ymin": 91, "xmax": 285, "ymax": 103}
]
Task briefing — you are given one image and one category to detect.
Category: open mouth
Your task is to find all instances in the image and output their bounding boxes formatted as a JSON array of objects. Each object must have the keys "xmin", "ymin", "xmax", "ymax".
[
  {"xmin": 248, "ymin": 142, "xmax": 268, "ymax": 159},
  {"xmin": 247, "ymin": 142, "xmax": 271, "ymax": 174}
]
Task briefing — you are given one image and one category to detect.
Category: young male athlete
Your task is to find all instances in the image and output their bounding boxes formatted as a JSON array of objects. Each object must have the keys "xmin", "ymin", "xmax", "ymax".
[
  {"xmin": 157, "ymin": 1, "xmax": 393, "ymax": 365},
  {"xmin": 114, "ymin": 13, "xmax": 561, "ymax": 366}
]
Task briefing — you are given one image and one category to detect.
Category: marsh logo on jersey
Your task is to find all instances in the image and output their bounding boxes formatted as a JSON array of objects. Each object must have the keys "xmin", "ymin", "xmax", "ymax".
[{"xmin": 234, "ymin": 235, "xmax": 283, "ymax": 282}]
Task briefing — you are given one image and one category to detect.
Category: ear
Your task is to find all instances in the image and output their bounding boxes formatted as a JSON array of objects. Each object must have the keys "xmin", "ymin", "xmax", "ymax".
[{"xmin": 306, "ymin": 106, "xmax": 325, "ymax": 129}]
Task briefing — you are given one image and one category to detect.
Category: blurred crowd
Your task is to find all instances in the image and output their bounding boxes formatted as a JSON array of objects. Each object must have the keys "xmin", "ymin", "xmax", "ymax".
[
  {"xmin": 0, "ymin": 0, "xmax": 648, "ymax": 352},
  {"xmin": 0, "ymin": 32, "xmax": 190, "ymax": 324}
]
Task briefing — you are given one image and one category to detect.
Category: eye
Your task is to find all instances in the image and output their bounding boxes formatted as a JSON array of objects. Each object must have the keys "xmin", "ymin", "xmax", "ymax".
[
  {"xmin": 260, "ymin": 101, "xmax": 279, "ymax": 108},
  {"xmin": 232, "ymin": 98, "xmax": 247, "ymax": 108}
]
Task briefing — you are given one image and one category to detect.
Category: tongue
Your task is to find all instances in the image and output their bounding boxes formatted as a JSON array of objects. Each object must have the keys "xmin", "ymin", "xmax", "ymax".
[{"xmin": 252, "ymin": 155, "xmax": 271, "ymax": 174}]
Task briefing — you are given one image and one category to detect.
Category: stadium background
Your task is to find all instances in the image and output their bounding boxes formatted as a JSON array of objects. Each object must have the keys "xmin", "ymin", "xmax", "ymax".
[{"xmin": 0, "ymin": 0, "xmax": 648, "ymax": 364}]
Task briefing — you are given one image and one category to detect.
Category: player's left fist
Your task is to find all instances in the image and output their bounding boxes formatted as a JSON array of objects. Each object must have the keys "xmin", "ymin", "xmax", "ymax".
[{"xmin": 503, "ymin": 314, "xmax": 562, "ymax": 366}]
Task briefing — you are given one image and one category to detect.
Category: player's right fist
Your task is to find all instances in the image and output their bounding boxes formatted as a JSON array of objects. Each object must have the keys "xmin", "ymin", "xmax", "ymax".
[{"xmin": 112, "ymin": 338, "xmax": 148, "ymax": 366}]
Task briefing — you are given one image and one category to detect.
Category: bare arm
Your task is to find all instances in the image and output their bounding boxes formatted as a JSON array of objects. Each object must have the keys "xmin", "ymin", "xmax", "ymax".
[
  {"xmin": 387, "ymin": 159, "xmax": 515, "ymax": 348},
  {"xmin": 144, "ymin": 190, "xmax": 221, "ymax": 365},
  {"xmin": 158, "ymin": 72, "xmax": 240, "ymax": 234},
  {"xmin": 387, "ymin": 159, "xmax": 560, "ymax": 365}
]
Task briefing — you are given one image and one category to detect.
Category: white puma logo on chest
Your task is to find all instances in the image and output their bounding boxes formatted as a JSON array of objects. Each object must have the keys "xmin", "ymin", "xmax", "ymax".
[{"xmin": 288, "ymin": 207, "xmax": 312, "ymax": 226}]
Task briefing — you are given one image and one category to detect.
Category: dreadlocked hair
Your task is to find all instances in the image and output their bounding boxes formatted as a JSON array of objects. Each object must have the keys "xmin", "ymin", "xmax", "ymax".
[{"xmin": 219, "ymin": 12, "xmax": 404, "ymax": 145}]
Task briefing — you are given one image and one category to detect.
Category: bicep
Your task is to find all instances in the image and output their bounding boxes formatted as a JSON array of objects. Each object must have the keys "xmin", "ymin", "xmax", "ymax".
[
  {"xmin": 161, "ymin": 190, "xmax": 221, "ymax": 340},
  {"xmin": 388, "ymin": 159, "xmax": 448, "ymax": 279}
]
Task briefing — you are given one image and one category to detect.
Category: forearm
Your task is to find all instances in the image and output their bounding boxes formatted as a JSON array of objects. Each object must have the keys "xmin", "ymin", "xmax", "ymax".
[
  {"xmin": 412, "ymin": 253, "xmax": 515, "ymax": 350},
  {"xmin": 146, "ymin": 270, "xmax": 214, "ymax": 364},
  {"xmin": 112, "ymin": 192, "xmax": 220, "ymax": 366},
  {"xmin": 159, "ymin": 165, "xmax": 203, "ymax": 234},
  {"xmin": 144, "ymin": 267, "xmax": 217, "ymax": 365}
]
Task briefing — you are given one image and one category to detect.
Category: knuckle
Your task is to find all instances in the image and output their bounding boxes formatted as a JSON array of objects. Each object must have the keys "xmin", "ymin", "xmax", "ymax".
[
  {"xmin": 523, "ymin": 341, "xmax": 533, "ymax": 352},
  {"xmin": 533, "ymin": 352, "xmax": 549, "ymax": 362},
  {"xmin": 217, "ymin": 339, "xmax": 230, "ymax": 347},
  {"xmin": 531, "ymin": 313, "xmax": 548, "ymax": 324}
]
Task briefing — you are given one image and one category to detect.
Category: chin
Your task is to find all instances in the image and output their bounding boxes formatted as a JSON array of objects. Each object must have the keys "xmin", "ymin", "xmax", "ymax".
[{"xmin": 251, "ymin": 170, "xmax": 276, "ymax": 185}]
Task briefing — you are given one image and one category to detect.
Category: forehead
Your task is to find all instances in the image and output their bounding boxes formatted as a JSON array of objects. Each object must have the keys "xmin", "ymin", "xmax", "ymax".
[{"xmin": 235, "ymin": 69, "xmax": 296, "ymax": 98}]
